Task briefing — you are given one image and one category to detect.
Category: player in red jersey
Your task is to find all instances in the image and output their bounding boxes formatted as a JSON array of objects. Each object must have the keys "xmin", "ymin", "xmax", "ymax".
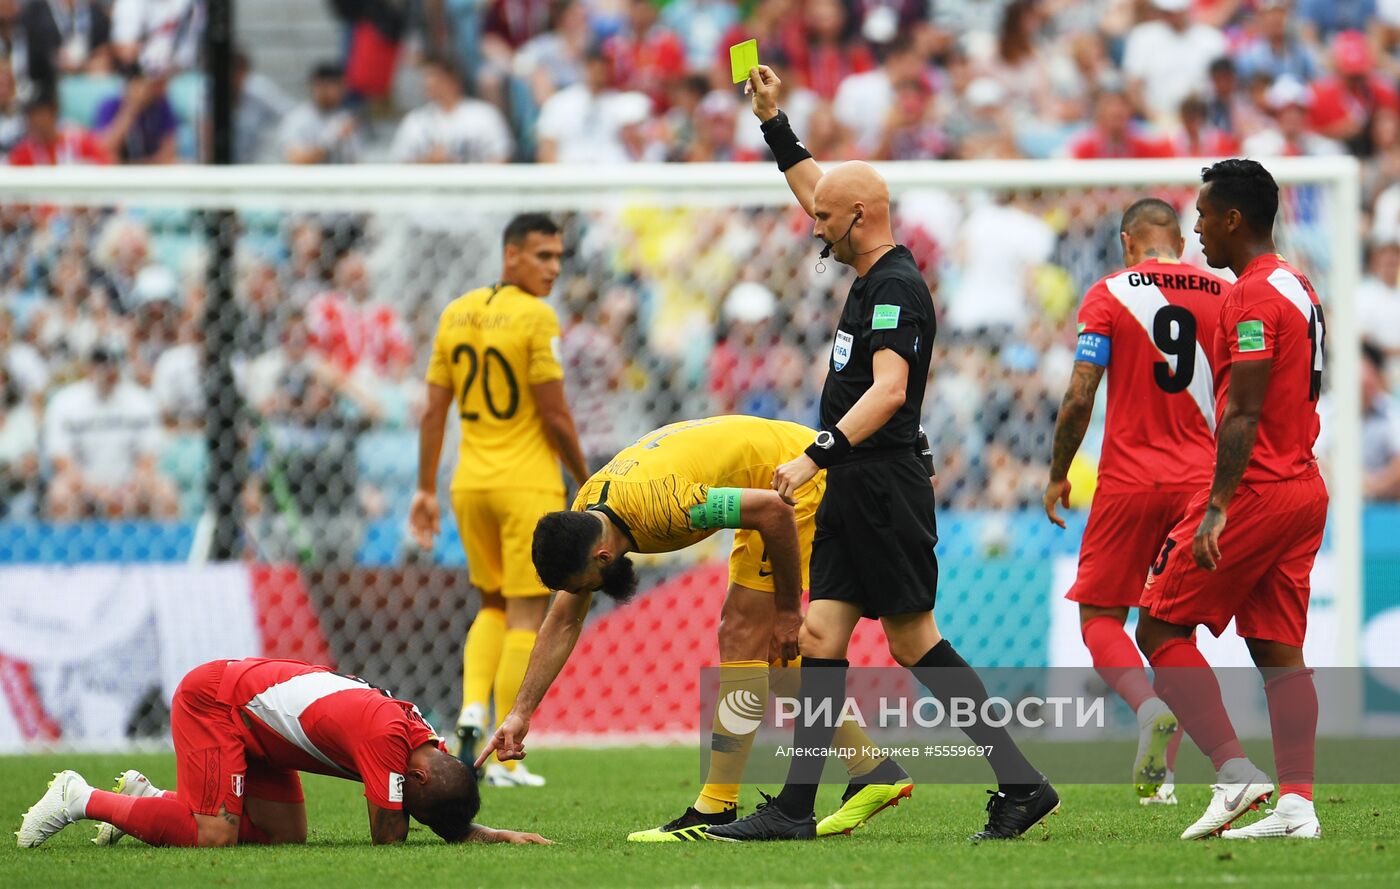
[
  {"xmin": 1137, "ymin": 159, "xmax": 1327, "ymax": 841},
  {"xmin": 17, "ymin": 658, "xmax": 550, "ymax": 848},
  {"xmin": 1045, "ymin": 197, "xmax": 1229, "ymax": 806}
]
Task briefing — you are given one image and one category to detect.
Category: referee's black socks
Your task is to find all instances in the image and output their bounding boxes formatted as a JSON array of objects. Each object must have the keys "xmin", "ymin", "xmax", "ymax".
[
  {"xmin": 774, "ymin": 656, "xmax": 848, "ymax": 818},
  {"xmin": 910, "ymin": 639, "xmax": 1043, "ymax": 793}
]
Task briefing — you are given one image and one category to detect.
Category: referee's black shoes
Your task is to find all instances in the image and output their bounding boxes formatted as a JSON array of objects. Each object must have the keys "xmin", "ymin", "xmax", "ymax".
[
  {"xmin": 970, "ymin": 779, "xmax": 1061, "ymax": 840},
  {"xmin": 704, "ymin": 791, "xmax": 816, "ymax": 842}
]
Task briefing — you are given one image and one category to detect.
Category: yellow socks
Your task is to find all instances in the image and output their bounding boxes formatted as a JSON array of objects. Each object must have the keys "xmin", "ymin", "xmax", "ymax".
[
  {"xmin": 491, "ymin": 628, "xmax": 538, "ymax": 770},
  {"xmin": 696, "ymin": 660, "xmax": 768, "ymax": 814},
  {"xmin": 461, "ymin": 607, "xmax": 506, "ymax": 715}
]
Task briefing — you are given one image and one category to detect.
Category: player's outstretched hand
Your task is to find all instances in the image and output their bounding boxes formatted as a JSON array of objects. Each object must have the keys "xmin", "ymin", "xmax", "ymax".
[
  {"xmin": 1043, "ymin": 478, "xmax": 1071, "ymax": 529},
  {"xmin": 772, "ymin": 606, "xmax": 801, "ymax": 664},
  {"xmin": 772, "ymin": 453, "xmax": 818, "ymax": 506},
  {"xmin": 476, "ymin": 713, "xmax": 529, "ymax": 768},
  {"xmin": 488, "ymin": 829, "xmax": 554, "ymax": 845},
  {"xmin": 1192, "ymin": 505, "xmax": 1226, "ymax": 571},
  {"xmin": 408, "ymin": 490, "xmax": 439, "ymax": 550},
  {"xmin": 746, "ymin": 65, "xmax": 781, "ymax": 122}
]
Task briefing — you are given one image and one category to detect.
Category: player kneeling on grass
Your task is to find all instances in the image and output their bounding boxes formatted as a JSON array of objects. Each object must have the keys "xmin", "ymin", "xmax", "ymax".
[
  {"xmin": 17, "ymin": 658, "xmax": 549, "ymax": 848},
  {"xmin": 479, "ymin": 416, "xmax": 915, "ymax": 842}
]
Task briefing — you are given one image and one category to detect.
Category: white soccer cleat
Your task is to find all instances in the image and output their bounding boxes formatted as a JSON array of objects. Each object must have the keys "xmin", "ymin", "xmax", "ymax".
[
  {"xmin": 1221, "ymin": 793, "xmax": 1321, "ymax": 839},
  {"xmin": 1140, "ymin": 780, "xmax": 1178, "ymax": 806},
  {"xmin": 484, "ymin": 762, "xmax": 546, "ymax": 787},
  {"xmin": 1180, "ymin": 763, "xmax": 1274, "ymax": 839},
  {"xmin": 1133, "ymin": 700, "xmax": 1179, "ymax": 799},
  {"xmin": 93, "ymin": 770, "xmax": 164, "ymax": 846},
  {"xmin": 17, "ymin": 770, "xmax": 90, "ymax": 848},
  {"xmin": 454, "ymin": 703, "xmax": 487, "ymax": 766}
]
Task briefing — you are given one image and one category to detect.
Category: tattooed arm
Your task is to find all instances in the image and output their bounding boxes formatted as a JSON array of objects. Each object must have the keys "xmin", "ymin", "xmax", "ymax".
[
  {"xmin": 1045, "ymin": 360, "xmax": 1106, "ymax": 528},
  {"xmin": 368, "ymin": 802, "xmax": 410, "ymax": 845},
  {"xmin": 1193, "ymin": 357, "xmax": 1272, "ymax": 570}
]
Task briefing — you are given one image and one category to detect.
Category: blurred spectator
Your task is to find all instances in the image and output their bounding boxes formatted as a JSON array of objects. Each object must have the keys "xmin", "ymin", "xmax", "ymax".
[
  {"xmin": 233, "ymin": 50, "xmax": 293, "ymax": 163},
  {"xmin": 110, "ymin": 0, "xmax": 201, "ymax": 76},
  {"xmin": 390, "ymin": 55, "xmax": 512, "ymax": 163},
  {"xmin": 1243, "ymin": 76, "xmax": 1346, "ymax": 155},
  {"xmin": 1171, "ymin": 95, "xmax": 1241, "ymax": 156},
  {"xmin": 9, "ymin": 91, "xmax": 111, "ymax": 165},
  {"xmin": 945, "ymin": 195, "xmax": 1055, "ymax": 339},
  {"xmin": 1236, "ymin": 0, "xmax": 1319, "ymax": 84},
  {"xmin": 661, "ymin": 0, "xmax": 740, "ymax": 71},
  {"xmin": 1122, "ymin": 0, "xmax": 1227, "ymax": 124},
  {"xmin": 94, "ymin": 70, "xmax": 178, "ymax": 164},
  {"xmin": 30, "ymin": 251, "xmax": 127, "ymax": 376},
  {"xmin": 513, "ymin": 0, "xmax": 591, "ymax": 109},
  {"xmin": 44, "ymin": 345, "xmax": 179, "ymax": 520},
  {"xmin": 151, "ymin": 313, "xmax": 203, "ymax": 427},
  {"xmin": 20, "ymin": 0, "xmax": 113, "ymax": 94},
  {"xmin": 0, "ymin": 58, "xmax": 25, "ymax": 158},
  {"xmin": 984, "ymin": 0, "xmax": 1053, "ymax": 117},
  {"xmin": 305, "ymin": 251, "xmax": 411, "ymax": 379},
  {"xmin": 0, "ymin": 365, "xmax": 40, "ymax": 519},
  {"xmin": 683, "ymin": 90, "xmax": 758, "ymax": 162},
  {"xmin": 1066, "ymin": 87, "xmax": 1175, "ymax": 159},
  {"xmin": 708, "ymin": 282, "xmax": 779, "ymax": 416},
  {"xmin": 1204, "ymin": 57, "xmax": 1251, "ymax": 134},
  {"xmin": 92, "ymin": 215, "xmax": 151, "ymax": 312},
  {"xmin": 781, "ymin": 0, "xmax": 875, "ymax": 100},
  {"xmin": 332, "ymin": 0, "xmax": 407, "ymax": 103},
  {"xmin": 1359, "ymin": 342, "xmax": 1400, "ymax": 499},
  {"xmin": 0, "ymin": 305, "xmax": 48, "ymax": 400},
  {"xmin": 1297, "ymin": 0, "xmax": 1380, "ymax": 43},
  {"xmin": 603, "ymin": 0, "xmax": 686, "ymax": 110},
  {"xmin": 1357, "ymin": 237, "xmax": 1400, "ymax": 355},
  {"xmin": 834, "ymin": 32, "xmax": 925, "ymax": 156},
  {"xmin": 536, "ymin": 47, "xmax": 647, "ymax": 163},
  {"xmin": 945, "ymin": 76, "xmax": 1020, "ymax": 159},
  {"xmin": 873, "ymin": 74, "xmax": 947, "ymax": 160},
  {"xmin": 1309, "ymin": 30, "xmax": 1398, "ymax": 155},
  {"xmin": 277, "ymin": 62, "xmax": 361, "ymax": 164},
  {"xmin": 125, "ymin": 264, "xmax": 180, "ymax": 386}
]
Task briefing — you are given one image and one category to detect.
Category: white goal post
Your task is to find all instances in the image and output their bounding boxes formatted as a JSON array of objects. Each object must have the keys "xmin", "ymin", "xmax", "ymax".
[{"xmin": 0, "ymin": 156, "xmax": 1363, "ymax": 675}]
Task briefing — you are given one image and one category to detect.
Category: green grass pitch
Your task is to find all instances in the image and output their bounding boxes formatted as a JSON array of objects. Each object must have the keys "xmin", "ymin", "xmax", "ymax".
[{"xmin": 3, "ymin": 747, "xmax": 1397, "ymax": 889}]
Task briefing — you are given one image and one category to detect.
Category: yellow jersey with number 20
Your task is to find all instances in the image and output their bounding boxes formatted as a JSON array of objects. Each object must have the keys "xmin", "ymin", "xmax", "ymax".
[{"xmin": 426, "ymin": 283, "xmax": 565, "ymax": 493}]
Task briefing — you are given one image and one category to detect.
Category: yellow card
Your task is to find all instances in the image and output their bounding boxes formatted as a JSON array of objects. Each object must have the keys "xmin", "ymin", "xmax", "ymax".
[{"xmin": 729, "ymin": 39, "xmax": 759, "ymax": 84}]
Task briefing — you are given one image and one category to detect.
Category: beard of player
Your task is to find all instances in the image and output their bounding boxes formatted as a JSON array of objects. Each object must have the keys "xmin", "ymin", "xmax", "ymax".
[{"xmin": 598, "ymin": 554, "xmax": 639, "ymax": 602}]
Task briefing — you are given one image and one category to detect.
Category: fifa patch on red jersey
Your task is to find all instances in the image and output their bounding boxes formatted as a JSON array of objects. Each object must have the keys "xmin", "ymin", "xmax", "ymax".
[
  {"xmin": 1237, "ymin": 319, "xmax": 1266, "ymax": 352},
  {"xmin": 388, "ymin": 772, "xmax": 404, "ymax": 804}
]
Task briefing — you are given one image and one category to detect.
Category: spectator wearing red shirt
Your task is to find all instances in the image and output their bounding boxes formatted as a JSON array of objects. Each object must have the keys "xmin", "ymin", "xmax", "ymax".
[
  {"xmin": 776, "ymin": 0, "xmax": 875, "ymax": 100},
  {"xmin": 1172, "ymin": 95, "xmax": 1241, "ymax": 157},
  {"xmin": 1067, "ymin": 88, "xmax": 1175, "ymax": 160},
  {"xmin": 604, "ymin": 0, "xmax": 685, "ymax": 112},
  {"xmin": 9, "ymin": 92, "xmax": 110, "ymax": 166},
  {"xmin": 1308, "ymin": 30, "xmax": 1399, "ymax": 156}
]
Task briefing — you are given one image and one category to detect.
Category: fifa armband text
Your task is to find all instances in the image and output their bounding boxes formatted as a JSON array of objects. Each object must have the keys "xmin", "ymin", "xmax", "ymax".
[
  {"xmin": 761, "ymin": 111, "xmax": 813, "ymax": 172},
  {"xmin": 690, "ymin": 487, "xmax": 743, "ymax": 530},
  {"xmin": 805, "ymin": 427, "xmax": 851, "ymax": 469}
]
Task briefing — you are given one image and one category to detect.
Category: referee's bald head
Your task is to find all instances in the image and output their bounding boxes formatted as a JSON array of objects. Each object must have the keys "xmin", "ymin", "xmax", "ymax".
[{"xmin": 811, "ymin": 161, "xmax": 894, "ymax": 267}]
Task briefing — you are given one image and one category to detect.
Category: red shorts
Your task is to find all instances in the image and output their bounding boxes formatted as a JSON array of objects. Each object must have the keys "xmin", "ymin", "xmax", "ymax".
[
  {"xmin": 1141, "ymin": 475, "xmax": 1328, "ymax": 648},
  {"xmin": 1066, "ymin": 488, "xmax": 1196, "ymax": 608},
  {"xmin": 171, "ymin": 661, "xmax": 304, "ymax": 817}
]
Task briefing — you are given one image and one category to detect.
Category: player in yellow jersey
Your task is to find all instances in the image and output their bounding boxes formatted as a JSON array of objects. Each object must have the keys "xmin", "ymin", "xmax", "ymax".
[
  {"xmin": 476, "ymin": 416, "xmax": 915, "ymax": 841},
  {"xmin": 410, "ymin": 214, "xmax": 589, "ymax": 788}
]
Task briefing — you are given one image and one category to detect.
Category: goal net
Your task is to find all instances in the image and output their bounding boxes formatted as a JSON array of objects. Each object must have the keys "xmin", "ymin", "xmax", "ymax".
[{"xmin": 0, "ymin": 158, "xmax": 1364, "ymax": 751}]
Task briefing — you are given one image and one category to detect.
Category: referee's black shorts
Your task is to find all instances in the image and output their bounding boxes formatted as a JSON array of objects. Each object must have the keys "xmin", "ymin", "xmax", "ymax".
[{"xmin": 809, "ymin": 453, "xmax": 938, "ymax": 619}]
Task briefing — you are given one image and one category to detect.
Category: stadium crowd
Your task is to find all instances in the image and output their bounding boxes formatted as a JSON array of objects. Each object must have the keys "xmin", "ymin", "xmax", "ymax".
[{"xmin": 3, "ymin": 0, "xmax": 1400, "ymax": 554}]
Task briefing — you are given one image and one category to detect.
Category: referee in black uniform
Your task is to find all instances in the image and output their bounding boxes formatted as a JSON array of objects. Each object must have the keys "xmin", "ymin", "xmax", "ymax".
[{"xmin": 707, "ymin": 65, "xmax": 1059, "ymax": 843}]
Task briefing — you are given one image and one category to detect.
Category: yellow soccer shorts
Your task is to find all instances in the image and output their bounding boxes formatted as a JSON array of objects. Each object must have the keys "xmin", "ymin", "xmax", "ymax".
[
  {"xmin": 727, "ymin": 474, "xmax": 824, "ymax": 593},
  {"xmin": 451, "ymin": 488, "xmax": 563, "ymax": 598}
]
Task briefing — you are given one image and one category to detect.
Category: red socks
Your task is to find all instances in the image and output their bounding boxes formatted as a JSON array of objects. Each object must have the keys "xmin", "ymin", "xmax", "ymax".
[
  {"xmin": 1265, "ymin": 668, "xmax": 1318, "ymax": 801},
  {"xmin": 84, "ymin": 791, "xmax": 199, "ymax": 847},
  {"xmin": 1082, "ymin": 617, "xmax": 1157, "ymax": 711},
  {"xmin": 1149, "ymin": 636, "xmax": 1246, "ymax": 770}
]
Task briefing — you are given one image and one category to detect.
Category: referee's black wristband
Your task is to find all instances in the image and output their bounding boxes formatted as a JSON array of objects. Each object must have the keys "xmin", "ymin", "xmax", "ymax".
[
  {"xmin": 805, "ymin": 427, "xmax": 852, "ymax": 469},
  {"xmin": 760, "ymin": 110, "xmax": 813, "ymax": 172}
]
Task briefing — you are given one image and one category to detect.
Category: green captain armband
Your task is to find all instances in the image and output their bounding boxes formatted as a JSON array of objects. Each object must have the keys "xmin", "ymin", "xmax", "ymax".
[{"xmin": 689, "ymin": 487, "xmax": 743, "ymax": 530}]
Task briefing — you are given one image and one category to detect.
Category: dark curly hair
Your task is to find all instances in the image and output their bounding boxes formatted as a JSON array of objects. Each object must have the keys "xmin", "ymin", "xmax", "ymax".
[{"xmin": 1201, "ymin": 158, "xmax": 1279, "ymax": 234}]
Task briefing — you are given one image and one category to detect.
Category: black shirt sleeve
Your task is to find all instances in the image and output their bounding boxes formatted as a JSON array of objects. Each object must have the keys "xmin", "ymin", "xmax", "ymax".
[{"xmin": 863, "ymin": 280, "xmax": 928, "ymax": 367}]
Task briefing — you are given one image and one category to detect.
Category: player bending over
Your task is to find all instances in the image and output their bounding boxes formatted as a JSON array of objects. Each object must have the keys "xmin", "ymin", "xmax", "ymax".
[
  {"xmin": 1045, "ymin": 197, "xmax": 1230, "ymax": 805},
  {"xmin": 1137, "ymin": 159, "xmax": 1327, "ymax": 840},
  {"xmin": 481, "ymin": 415, "xmax": 914, "ymax": 842},
  {"xmin": 17, "ymin": 658, "xmax": 548, "ymax": 848}
]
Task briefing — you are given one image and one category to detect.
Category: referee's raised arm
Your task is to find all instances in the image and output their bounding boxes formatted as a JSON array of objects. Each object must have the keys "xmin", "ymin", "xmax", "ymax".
[{"xmin": 747, "ymin": 66, "xmax": 821, "ymax": 218}]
